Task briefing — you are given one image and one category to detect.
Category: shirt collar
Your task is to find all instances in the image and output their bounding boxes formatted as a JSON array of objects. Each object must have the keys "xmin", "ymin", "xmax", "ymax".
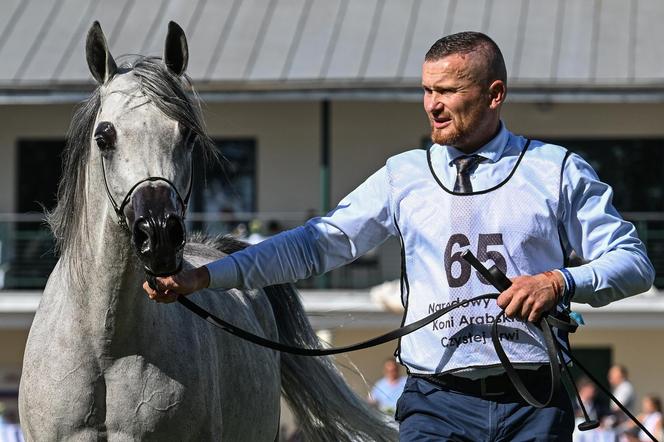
[{"xmin": 445, "ymin": 121, "xmax": 509, "ymax": 166}]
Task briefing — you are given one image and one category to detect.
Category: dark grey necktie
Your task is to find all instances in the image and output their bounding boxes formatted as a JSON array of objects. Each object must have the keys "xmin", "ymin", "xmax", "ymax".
[{"xmin": 452, "ymin": 155, "xmax": 485, "ymax": 193}]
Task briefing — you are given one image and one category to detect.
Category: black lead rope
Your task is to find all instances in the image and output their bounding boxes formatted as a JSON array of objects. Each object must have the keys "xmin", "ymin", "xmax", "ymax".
[
  {"xmin": 150, "ymin": 254, "xmax": 658, "ymax": 441},
  {"xmin": 461, "ymin": 250, "xmax": 565, "ymax": 410},
  {"xmin": 146, "ymin": 274, "xmax": 499, "ymax": 356},
  {"xmin": 462, "ymin": 252, "xmax": 658, "ymax": 441},
  {"xmin": 176, "ymin": 292, "xmax": 499, "ymax": 356}
]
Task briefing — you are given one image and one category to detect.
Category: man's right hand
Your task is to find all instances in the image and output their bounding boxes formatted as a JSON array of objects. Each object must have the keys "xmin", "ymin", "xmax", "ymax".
[
  {"xmin": 496, "ymin": 271, "xmax": 564, "ymax": 322},
  {"xmin": 142, "ymin": 266, "xmax": 210, "ymax": 303}
]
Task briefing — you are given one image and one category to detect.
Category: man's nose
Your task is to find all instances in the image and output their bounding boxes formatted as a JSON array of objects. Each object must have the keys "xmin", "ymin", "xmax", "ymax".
[{"xmin": 427, "ymin": 96, "xmax": 443, "ymax": 113}]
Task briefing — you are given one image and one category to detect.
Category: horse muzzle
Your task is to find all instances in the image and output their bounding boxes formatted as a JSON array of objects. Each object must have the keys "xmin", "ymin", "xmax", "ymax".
[{"xmin": 126, "ymin": 182, "xmax": 187, "ymax": 277}]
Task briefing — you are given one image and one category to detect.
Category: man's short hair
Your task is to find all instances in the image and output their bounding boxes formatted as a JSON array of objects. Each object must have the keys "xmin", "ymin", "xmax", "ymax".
[
  {"xmin": 576, "ymin": 376, "xmax": 594, "ymax": 390},
  {"xmin": 646, "ymin": 395, "xmax": 662, "ymax": 413},
  {"xmin": 612, "ymin": 364, "xmax": 629, "ymax": 378},
  {"xmin": 425, "ymin": 31, "xmax": 507, "ymax": 86},
  {"xmin": 384, "ymin": 357, "xmax": 398, "ymax": 366}
]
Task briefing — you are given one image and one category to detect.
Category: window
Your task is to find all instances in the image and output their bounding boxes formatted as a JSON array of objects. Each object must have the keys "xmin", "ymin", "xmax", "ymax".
[
  {"xmin": 553, "ymin": 138, "xmax": 664, "ymax": 212},
  {"xmin": 8, "ymin": 140, "xmax": 64, "ymax": 289},
  {"xmin": 189, "ymin": 139, "xmax": 257, "ymax": 235},
  {"xmin": 550, "ymin": 138, "xmax": 664, "ymax": 286}
]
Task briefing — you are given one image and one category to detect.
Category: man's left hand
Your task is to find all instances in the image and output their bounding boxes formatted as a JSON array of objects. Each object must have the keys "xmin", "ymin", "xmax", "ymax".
[
  {"xmin": 142, "ymin": 266, "xmax": 210, "ymax": 303},
  {"xmin": 496, "ymin": 271, "xmax": 564, "ymax": 322}
]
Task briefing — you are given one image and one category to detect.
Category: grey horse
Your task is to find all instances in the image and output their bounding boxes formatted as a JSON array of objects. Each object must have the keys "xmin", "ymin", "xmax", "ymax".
[{"xmin": 18, "ymin": 21, "xmax": 396, "ymax": 442}]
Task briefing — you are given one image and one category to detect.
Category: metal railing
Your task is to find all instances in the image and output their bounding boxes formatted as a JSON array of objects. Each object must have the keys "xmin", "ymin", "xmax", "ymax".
[
  {"xmin": 0, "ymin": 213, "xmax": 56, "ymax": 290},
  {"xmin": 0, "ymin": 212, "xmax": 386, "ymax": 291},
  {"xmin": 0, "ymin": 212, "xmax": 662, "ymax": 291}
]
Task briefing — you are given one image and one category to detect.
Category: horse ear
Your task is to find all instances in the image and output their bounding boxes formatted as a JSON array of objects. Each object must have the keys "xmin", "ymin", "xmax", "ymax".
[
  {"xmin": 86, "ymin": 21, "xmax": 117, "ymax": 84},
  {"xmin": 164, "ymin": 21, "xmax": 189, "ymax": 76}
]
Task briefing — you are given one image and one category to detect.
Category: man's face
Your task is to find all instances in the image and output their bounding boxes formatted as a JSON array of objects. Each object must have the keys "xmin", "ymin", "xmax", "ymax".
[
  {"xmin": 608, "ymin": 367, "xmax": 622, "ymax": 386},
  {"xmin": 384, "ymin": 361, "xmax": 399, "ymax": 380},
  {"xmin": 422, "ymin": 54, "xmax": 493, "ymax": 150},
  {"xmin": 642, "ymin": 397, "xmax": 658, "ymax": 414},
  {"xmin": 579, "ymin": 384, "xmax": 595, "ymax": 402}
]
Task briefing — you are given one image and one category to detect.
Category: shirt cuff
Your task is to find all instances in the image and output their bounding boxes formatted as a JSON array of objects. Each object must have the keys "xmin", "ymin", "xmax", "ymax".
[
  {"xmin": 562, "ymin": 265, "xmax": 595, "ymax": 304},
  {"xmin": 205, "ymin": 256, "xmax": 241, "ymax": 289},
  {"xmin": 554, "ymin": 268, "xmax": 573, "ymax": 306}
]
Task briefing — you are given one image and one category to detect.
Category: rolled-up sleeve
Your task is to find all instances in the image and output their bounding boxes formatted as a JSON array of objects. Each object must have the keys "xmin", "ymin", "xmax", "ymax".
[
  {"xmin": 206, "ymin": 166, "xmax": 396, "ymax": 290},
  {"xmin": 560, "ymin": 153, "xmax": 655, "ymax": 307}
]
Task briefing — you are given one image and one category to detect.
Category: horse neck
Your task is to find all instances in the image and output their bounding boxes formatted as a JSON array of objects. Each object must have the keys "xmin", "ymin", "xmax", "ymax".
[{"xmin": 63, "ymin": 160, "xmax": 147, "ymax": 335}]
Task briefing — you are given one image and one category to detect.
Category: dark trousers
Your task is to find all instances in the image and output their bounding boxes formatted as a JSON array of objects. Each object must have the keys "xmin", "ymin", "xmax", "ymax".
[{"xmin": 396, "ymin": 375, "xmax": 574, "ymax": 441}]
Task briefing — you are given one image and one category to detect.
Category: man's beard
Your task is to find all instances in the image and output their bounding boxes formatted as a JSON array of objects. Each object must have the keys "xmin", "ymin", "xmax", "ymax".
[
  {"xmin": 429, "ymin": 119, "xmax": 466, "ymax": 146},
  {"xmin": 429, "ymin": 106, "xmax": 487, "ymax": 148}
]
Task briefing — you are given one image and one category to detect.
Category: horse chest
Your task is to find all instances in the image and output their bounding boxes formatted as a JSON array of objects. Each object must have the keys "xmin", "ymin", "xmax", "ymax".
[
  {"xmin": 102, "ymin": 356, "xmax": 221, "ymax": 440},
  {"xmin": 21, "ymin": 294, "xmax": 220, "ymax": 440}
]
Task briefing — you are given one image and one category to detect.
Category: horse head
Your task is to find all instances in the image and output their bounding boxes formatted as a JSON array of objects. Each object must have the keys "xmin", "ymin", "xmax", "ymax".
[{"xmin": 85, "ymin": 21, "xmax": 199, "ymax": 277}]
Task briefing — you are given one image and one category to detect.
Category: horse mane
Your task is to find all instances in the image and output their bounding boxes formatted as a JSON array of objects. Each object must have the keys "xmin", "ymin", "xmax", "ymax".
[
  {"xmin": 47, "ymin": 56, "xmax": 217, "ymax": 275},
  {"xmin": 46, "ymin": 88, "xmax": 100, "ymax": 261},
  {"xmin": 185, "ymin": 232, "xmax": 249, "ymax": 259}
]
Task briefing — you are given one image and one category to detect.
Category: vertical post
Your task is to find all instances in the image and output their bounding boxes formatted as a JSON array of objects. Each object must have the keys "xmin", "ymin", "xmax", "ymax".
[
  {"xmin": 320, "ymin": 99, "xmax": 331, "ymax": 215},
  {"xmin": 318, "ymin": 100, "xmax": 331, "ymax": 289}
]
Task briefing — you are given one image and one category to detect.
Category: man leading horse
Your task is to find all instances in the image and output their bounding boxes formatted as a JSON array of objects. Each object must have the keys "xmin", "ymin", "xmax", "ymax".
[{"xmin": 145, "ymin": 32, "xmax": 654, "ymax": 441}]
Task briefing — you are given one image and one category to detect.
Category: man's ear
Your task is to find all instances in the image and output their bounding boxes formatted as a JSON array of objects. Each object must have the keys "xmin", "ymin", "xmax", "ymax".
[{"xmin": 488, "ymin": 80, "xmax": 507, "ymax": 109}]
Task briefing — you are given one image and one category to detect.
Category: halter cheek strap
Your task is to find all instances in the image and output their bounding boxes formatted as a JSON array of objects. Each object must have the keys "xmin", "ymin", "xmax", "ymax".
[{"xmin": 100, "ymin": 154, "xmax": 194, "ymax": 229}]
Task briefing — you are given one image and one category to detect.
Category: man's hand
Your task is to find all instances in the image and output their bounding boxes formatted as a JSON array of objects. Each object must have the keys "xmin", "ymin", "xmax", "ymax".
[
  {"xmin": 496, "ymin": 271, "xmax": 564, "ymax": 322},
  {"xmin": 143, "ymin": 266, "xmax": 211, "ymax": 303}
]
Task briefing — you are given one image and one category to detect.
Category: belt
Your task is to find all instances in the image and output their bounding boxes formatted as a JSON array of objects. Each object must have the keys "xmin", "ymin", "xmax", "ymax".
[{"xmin": 414, "ymin": 366, "xmax": 550, "ymax": 398}]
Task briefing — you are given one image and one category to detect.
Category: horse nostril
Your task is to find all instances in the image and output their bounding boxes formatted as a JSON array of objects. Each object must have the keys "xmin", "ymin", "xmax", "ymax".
[
  {"xmin": 133, "ymin": 217, "xmax": 152, "ymax": 256},
  {"xmin": 165, "ymin": 214, "xmax": 186, "ymax": 249}
]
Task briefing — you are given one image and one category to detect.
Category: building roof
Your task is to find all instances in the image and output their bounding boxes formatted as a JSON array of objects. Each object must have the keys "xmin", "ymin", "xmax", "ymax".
[{"xmin": 2, "ymin": 0, "xmax": 664, "ymax": 102}]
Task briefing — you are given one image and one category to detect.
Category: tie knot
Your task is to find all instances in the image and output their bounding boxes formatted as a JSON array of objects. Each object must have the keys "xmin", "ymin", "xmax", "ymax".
[
  {"xmin": 453, "ymin": 155, "xmax": 485, "ymax": 174},
  {"xmin": 452, "ymin": 155, "xmax": 485, "ymax": 193}
]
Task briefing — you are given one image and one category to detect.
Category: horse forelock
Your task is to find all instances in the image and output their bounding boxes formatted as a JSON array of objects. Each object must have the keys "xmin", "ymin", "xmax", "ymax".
[
  {"xmin": 48, "ymin": 55, "xmax": 217, "ymax": 283},
  {"xmin": 130, "ymin": 57, "xmax": 215, "ymax": 154}
]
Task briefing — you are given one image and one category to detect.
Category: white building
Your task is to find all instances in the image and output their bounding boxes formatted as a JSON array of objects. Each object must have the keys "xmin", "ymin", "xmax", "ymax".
[{"xmin": 1, "ymin": 0, "xmax": 664, "ymax": 426}]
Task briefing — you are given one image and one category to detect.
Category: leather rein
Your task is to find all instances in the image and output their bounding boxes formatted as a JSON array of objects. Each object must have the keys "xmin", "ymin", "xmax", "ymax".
[
  {"xmin": 165, "ymin": 257, "xmax": 658, "ymax": 440},
  {"xmin": 102, "ymin": 153, "xmax": 657, "ymax": 440},
  {"xmin": 148, "ymin": 251, "xmax": 576, "ymax": 410}
]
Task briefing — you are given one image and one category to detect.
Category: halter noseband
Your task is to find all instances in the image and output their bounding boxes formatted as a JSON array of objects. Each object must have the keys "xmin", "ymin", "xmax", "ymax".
[{"xmin": 100, "ymin": 154, "xmax": 194, "ymax": 230}]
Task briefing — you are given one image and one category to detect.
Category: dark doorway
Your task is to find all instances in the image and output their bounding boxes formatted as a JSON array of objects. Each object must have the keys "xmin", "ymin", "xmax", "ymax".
[
  {"xmin": 17, "ymin": 140, "xmax": 65, "ymax": 213},
  {"xmin": 6, "ymin": 140, "xmax": 65, "ymax": 289}
]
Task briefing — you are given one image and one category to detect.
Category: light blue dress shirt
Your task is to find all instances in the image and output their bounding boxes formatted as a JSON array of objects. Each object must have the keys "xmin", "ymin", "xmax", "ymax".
[
  {"xmin": 206, "ymin": 123, "xmax": 654, "ymax": 307},
  {"xmin": 370, "ymin": 376, "xmax": 407, "ymax": 413}
]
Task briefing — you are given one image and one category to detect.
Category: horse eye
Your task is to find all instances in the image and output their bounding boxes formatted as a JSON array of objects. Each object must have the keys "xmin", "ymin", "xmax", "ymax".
[
  {"xmin": 94, "ymin": 121, "xmax": 116, "ymax": 151},
  {"xmin": 95, "ymin": 136, "xmax": 108, "ymax": 150}
]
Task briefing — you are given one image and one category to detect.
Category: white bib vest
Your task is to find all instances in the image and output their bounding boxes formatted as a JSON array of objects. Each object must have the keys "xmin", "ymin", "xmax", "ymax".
[{"xmin": 389, "ymin": 135, "xmax": 570, "ymax": 374}]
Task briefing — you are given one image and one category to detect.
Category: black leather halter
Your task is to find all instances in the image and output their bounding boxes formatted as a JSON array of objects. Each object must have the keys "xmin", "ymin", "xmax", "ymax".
[{"xmin": 100, "ymin": 153, "xmax": 193, "ymax": 230}]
